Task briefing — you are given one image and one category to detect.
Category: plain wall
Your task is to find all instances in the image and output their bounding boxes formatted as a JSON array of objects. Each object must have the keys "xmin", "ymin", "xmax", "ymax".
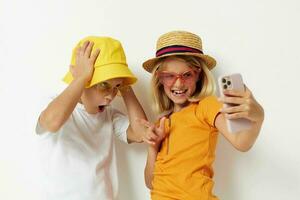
[{"xmin": 1, "ymin": 0, "xmax": 299, "ymax": 199}]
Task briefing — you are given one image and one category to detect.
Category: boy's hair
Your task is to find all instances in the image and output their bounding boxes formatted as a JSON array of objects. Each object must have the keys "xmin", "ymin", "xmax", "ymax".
[{"xmin": 150, "ymin": 55, "xmax": 216, "ymax": 114}]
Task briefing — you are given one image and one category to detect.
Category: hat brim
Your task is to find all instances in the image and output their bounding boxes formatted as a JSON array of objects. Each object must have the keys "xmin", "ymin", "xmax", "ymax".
[
  {"xmin": 63, "ymin": 63, "xmax": 137, "ymax": 88},
  {"xmin": 142, "ymin": 52, "xmax": 216, "ymax": 73}
]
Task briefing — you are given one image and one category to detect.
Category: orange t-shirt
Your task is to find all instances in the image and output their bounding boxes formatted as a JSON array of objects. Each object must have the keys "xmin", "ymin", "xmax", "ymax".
[{"xmin": 151, "ymin": 96, "xmax": 222, "ymax": 200}]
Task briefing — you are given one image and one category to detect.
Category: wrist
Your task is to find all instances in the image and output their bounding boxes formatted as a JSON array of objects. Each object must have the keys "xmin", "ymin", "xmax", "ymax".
[
  {"xmin": 119, "ymin": 85, "xmax": 132, "ymax": 94},
  {"xmin": 148, "ymin": 143, "xmax": 160, "ymax": 152},
  {"xmin": 74, "ymin": 76, "xmax": 92, "ymax": 87}
]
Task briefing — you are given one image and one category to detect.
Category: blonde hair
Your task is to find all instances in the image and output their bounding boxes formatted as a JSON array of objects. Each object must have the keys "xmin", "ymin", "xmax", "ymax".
[{"xmin": 150, "ymin": 55, "xmax": 216, "ymax": 114}]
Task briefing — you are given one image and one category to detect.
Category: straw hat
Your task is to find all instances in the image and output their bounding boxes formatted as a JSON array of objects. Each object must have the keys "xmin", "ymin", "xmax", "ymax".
[
  {"xmin": 142, "ymin": 31, "xmax": 216, "ymax": 73},
  {"xmin": 63, "ymin": 36, "xmax": 137, "ymax": 88}
]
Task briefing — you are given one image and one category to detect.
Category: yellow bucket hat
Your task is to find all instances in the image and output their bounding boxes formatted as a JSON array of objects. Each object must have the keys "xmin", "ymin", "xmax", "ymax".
[{"xmin": 63, "ymin": 36, "xmax": 137, "ymax": 87}]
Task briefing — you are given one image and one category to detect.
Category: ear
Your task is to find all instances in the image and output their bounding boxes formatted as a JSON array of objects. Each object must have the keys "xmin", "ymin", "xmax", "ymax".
[
  {"xmin": 197, "ymin": 66, "xmax": 202, "ymax": 73},
  {"xmin": 196, "ymin": 68, "xmax": 202, "ymax": 80}
]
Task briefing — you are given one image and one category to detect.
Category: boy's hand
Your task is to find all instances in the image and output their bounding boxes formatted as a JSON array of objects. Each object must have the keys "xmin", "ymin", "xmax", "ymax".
[
  {"xmin": 219, "ymin": 85, "xmax": 264, "ymax": 123},
  {"xmin": 137, "ymin": 117, "xmax": 167, "ymax": 147},
  {"xmin": 70, "ymin": 41, "xmax": 100, "ymax": 83}
]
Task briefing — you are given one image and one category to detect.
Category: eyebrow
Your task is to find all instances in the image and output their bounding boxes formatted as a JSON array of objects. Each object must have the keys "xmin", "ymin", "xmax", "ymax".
[
  {"xmin": 100, "ymin": 81, "xmax": 123, "ymax": 87},
  {"xmin": 160, "ymin": 70, "xmax": 193, "ymax": 73}
]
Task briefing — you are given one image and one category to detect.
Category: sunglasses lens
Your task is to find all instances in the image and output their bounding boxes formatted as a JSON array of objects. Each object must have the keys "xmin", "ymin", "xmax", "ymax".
[
  {"xmin": 182, "ymin": 71, "xmax": 193, "ymax": 80},
  {"xmin": 157, "ymin": 73, "xmax": 174, "ymax": 86}
]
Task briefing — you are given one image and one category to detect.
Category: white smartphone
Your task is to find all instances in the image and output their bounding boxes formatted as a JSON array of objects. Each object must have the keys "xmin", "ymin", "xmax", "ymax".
[{"xmin": 218, "ymin": 73, "xmax": 252, "ymax": 133}]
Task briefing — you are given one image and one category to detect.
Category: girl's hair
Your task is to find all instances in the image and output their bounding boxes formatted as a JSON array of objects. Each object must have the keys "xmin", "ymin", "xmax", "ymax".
[{"xmin": 150, "ymin": 55, "xmax": 216, "ymax": 114}]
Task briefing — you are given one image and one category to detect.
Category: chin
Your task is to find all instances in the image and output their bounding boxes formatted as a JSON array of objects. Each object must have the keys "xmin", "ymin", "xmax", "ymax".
[{"xmin": 171, "ymin": 97, "xmax": 189, "ymax": 105}]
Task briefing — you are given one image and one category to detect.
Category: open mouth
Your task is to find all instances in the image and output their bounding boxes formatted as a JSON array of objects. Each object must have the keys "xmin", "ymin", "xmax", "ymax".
[
  {"xmin": 171, "ymin": 89, "xmax": 188, "ymax": 96},
  {"xmin": 98, "ymin": 105, "xmax": 106, "ymax": 112}
]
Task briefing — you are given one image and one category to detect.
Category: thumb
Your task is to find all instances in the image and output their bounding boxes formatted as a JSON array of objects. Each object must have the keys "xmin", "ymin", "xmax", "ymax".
[{"xmin": 158, "ymin": 117, "xmax": 166, "ymax": 131}]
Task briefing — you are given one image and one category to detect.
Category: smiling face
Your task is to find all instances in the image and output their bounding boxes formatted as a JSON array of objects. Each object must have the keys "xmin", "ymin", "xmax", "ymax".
[
  {"xmin": 80, "ymin": 78, "xmax": 124, "ymax": 114},
  {"xmin": 157, "ymin": 57, "xmax": 200, "ymax": 112}
]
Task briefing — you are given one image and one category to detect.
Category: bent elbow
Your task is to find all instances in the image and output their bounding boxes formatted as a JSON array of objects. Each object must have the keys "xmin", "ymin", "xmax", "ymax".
[
  {"xmin": 127, "ymin": 127, "xmax": 143, "ymax": 143},
  {"xmin": 39, "ymin": 112, "xmax": 63, "ymax": 133},
  {"xmin": 145, "ymin": 180, "xmax": 153, "ymax": 190},
  {"xmin": 234, "ymin": 143, "xmax": 253, "ymax": 152},
  {"xmin": 144, "ymin": 170, "xmax": 153, "ymax": 190},
  {"xmin": 47, "ymin": 123, "xmax": 62, "ymax": 133}
]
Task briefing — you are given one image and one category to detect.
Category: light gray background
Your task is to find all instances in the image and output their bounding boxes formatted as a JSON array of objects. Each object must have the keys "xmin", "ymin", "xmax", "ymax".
[{"xmin": 1, "ymin": 0, "xmax": 299, "ymax": 199}]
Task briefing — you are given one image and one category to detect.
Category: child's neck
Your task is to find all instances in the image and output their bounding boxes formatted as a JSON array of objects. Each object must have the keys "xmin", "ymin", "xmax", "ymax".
[{"xmin": 173, "ymin": 101, "xmax": 190, "ymax": 113}]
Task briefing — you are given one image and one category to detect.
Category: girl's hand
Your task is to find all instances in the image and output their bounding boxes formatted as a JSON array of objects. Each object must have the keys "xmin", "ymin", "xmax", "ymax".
[
  {"xmin": 137, "ymin": 117, "xmax": 167, "ymax": 147},
  {"xmin": 70, "ymin": 41, "xmax": 100, "ymax": 83},
  {"xmin": 219, "ymin": 85, "xmax": 264, "ymax": 123}
]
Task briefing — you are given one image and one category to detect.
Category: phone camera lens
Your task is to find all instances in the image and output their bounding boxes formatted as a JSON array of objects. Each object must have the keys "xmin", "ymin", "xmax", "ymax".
[
  {"xmin": 227, "ymin": 81, "xmax": 231, "ymax": 85},
  {"xmin": 223, "ymin": 85, "xmax": 227, "ymax": 89},
  {"xmin": 222, "ymin": 78, "xmax": 226, "ymax": 83}
]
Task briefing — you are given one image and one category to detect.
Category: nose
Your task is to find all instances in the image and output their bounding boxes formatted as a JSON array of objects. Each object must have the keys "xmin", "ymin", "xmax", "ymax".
[
  {"xmin": 173, "ymin": 77, "xmax": 184, "ymax": 87},
  {"xmin": 105, "ymin": 95, "xmax": 113, "ymax": 101},
  {"xmin": 104, "ymin": 88, "xmax": 118, "ymax": 101},
  {"xmin": 105, "ymin": 93, "xmax": 114, "ymax": 101}
]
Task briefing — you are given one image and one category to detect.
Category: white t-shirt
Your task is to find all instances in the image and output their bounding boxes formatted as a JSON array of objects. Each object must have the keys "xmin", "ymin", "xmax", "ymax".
[{"xmin": 35, "ymin": 102, "xmax": 129, "ymax": 200}]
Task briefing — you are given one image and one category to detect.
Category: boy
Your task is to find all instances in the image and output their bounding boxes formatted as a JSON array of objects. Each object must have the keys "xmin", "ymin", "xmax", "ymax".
[{"xmin": 35, "ymin": 36, "xmax": 147, "ymax": 200}]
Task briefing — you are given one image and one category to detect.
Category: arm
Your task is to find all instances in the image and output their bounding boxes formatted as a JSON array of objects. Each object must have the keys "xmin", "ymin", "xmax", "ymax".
[
  {"xmin": 145, "ymin": 145, "xmax": 159, "ymax": 189},
  {"xmin": 39, "ymin": 41, "xmax": 100, "ymax": 132},
  {"xmin": 39, "ymin": 77, "xmax": 88, "ymax": 132},
  {"xmin": 216, "ymin": 86, "xmax": 264, "ymax": 152},
  {"xmin": 119, "ymin": 86, "xmax": 148, "ymax": 143},
  {"xmin": 138, "ymin": 117, "xmax": 166, "ymax": 189}
]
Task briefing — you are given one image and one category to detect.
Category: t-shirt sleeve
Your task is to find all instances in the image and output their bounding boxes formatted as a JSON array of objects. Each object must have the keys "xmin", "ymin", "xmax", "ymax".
[
  {"xmin": 111, "ymin": 107, "xmax": 129, "ymax": 143},
  {"xmin": 195, "ymin": 96, "xmax": 222, "ymax": 128}
]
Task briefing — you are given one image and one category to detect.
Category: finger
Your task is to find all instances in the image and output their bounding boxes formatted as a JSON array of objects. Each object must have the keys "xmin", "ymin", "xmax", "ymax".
[
  {"xmin": 75, "ymin": 46, "xmax": 81, "ymax": 58},
  {"xmin": 158, "ymin": 117, "xmax": 166, "ymax": 128},
  {"xmin": 220, "ymin": 104, "xmax": 249, "ymax": 114},
  {"xmin": 157, "ymin": 117, "xmax": 166, "ymax": 134},
  {"xmin": 84, "ymin": 41, "xmax": 94, "ymax": 58},
  {"xmin": 223, "ymin": 88, "xmax": 245, "ymax": 97},
  {"xmin": 225, "ymin": 111, "xmax": 250, "ymax": 120},
  {"xmin": 144, "ymin": 137, "xmax": 157, "ymax": 146},
  {"xmin": 142, "ymin": 138, "xmax": 156, "ymax": 146},
  {"xmin": 148, "ymin": 132, "xmax": 159, "ymax": 141},
  {"xmin": 80, "ymin": 41, "xmax": 90, "ymax": 55},
  {"xmin": 82, "ymin": 41, "xmax": 90, "ymax": 50},
  {"xmin": 146, "ymin": 140, "xmax": 156, "ymax": 146},
  {"xmin": 243, "ymin": 85, "xmax": 252, "ymax": 98},
  {"xmin": 219, "ymin": 96, "xmax": 246, "ymax": 105},
  {"xmin": 148, "ymin": 125, "xmax": 156, "ymax": 133},
  {"xmin": 90, "ymin": 49, "xmax": 100, "ymax": 64}
]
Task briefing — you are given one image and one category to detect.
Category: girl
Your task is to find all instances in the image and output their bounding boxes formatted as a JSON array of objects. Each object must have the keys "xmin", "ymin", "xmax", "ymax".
[{"xmin": 140, "ymin": 31, "xmax": 264, "ymax": 199}]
